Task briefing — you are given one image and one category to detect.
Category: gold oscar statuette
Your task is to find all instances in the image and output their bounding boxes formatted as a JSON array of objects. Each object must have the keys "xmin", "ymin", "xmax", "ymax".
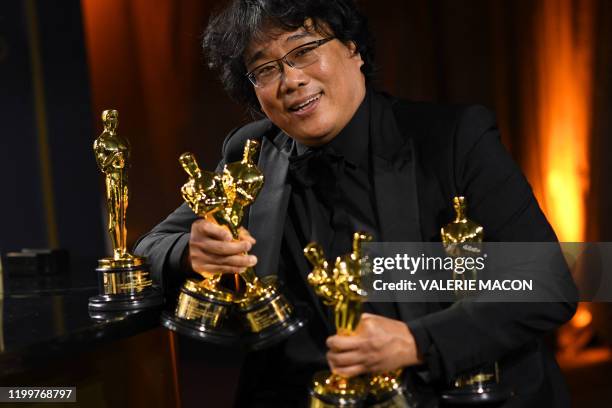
[
  {"xmin": 162, "ymin": 140, "xmax": 305, "ymax": 348},
  {"xmin": 225, "ymin": 140, "xmax": 305, "ymax": 350},
  {"xmin": 305, "ymin": 232, "xmax": 412, "ymax": 407},
  {"xmin": 89, "ymin": 109, "xmax": 163, "ymax": 316},
  {"xmin": 160, "ymin": 152, "xmax": 238, "ymax": 344},
  {"xmin": 440, "ymin": 196, "xmax": 511, "ymax": 404},
  {"xmin": 305, "ymin": 234, "xmax": 369, "ymax": 407}
]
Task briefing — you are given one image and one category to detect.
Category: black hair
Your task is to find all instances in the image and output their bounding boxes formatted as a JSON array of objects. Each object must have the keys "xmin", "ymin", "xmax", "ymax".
[{"xmin": 202, "ymin": 0, "xmax": 375, "ymax": 114}]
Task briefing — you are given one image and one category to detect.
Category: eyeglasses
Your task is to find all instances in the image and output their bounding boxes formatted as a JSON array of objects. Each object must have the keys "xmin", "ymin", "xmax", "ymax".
[{"xmin": 245, "ymin": 37, "xmax": 335, "ymax": 87}]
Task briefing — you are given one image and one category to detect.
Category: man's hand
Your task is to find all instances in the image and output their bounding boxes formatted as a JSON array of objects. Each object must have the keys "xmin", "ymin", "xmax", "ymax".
[
  {"xmin": 326, "ymin": 313, "xmax": 423, "ymax": 377},
  {"xmin": 186, "ymin": 218, "xmax": 257, "ymax": 276}
]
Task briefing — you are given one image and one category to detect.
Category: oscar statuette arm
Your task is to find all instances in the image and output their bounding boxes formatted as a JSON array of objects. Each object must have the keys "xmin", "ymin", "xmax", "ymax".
[
  {"xmin": 109, "ymin": 150, "xmax": 126, "ymax": 169},
  {"xmin": 93, "ymin": 137, "xmax": 116, "ymax": 173},
  {"xmin": 133, "ymin": 202, "xmax": 199, "ymax": 291}
]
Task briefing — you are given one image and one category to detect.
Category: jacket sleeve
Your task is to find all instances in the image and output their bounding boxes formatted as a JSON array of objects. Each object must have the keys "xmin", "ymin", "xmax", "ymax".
[
  {"xmin": 133, "ymin": 203, "xmax": 198, "ymax": 291},
  {"xmin": 408, "ymin": 105, "xmax": 578, "ymax": 382}
]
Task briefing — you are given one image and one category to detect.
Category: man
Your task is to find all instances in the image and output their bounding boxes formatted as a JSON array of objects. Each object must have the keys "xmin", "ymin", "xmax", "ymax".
[{"xmin": 135, "ymin": 0, "xmax": 577, "ymax": 406}]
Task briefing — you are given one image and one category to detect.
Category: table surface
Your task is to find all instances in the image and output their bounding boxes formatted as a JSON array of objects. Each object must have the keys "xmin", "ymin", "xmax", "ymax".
[{"xmin": 0, "ymin": 282, "xmax": 163, "ymax": 376}]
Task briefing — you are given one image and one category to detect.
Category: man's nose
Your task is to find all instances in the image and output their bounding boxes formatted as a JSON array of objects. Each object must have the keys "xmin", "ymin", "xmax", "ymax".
[{"xmin": 279, "ymin": 64, "xmax": 309, "ymax": 93}]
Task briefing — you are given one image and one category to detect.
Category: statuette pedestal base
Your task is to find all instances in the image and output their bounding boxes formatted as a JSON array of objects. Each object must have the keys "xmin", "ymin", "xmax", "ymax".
[
  {"xmin": 161, "ymin": 278, "xmax": 239, "ymax": 346},
  {"xmin": 236, "ymin": 276, "xmax": 306, "ymax": 350},
  {"xmin": 88, "ymin": 256, "xmax": 163, "ymax": 312},
  {"xmin": 308, "ymin": 371, "xmax": 368, "ymax": 408}
]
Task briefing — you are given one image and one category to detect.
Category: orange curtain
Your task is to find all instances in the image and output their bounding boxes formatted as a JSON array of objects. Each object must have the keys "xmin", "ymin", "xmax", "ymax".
[
  {"xmin": 81, "ymin": 0, "xmax": 210, "ymax": 240},
  {"xmin": 521, "ymin": 0, "xmax": 594, "ymax": 242}
]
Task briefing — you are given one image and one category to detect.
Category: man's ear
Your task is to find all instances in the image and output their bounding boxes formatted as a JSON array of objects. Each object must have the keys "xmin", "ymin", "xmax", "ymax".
[
  {"xmin": 347, "ymin": 41, "xmax": 364, "ymax": 67},
  {"xmin": 347, "ymin": 40, "xmax": 359, "ymax": 56}
]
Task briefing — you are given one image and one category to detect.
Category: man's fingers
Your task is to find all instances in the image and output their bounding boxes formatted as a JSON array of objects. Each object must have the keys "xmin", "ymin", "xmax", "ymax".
[
  {"xmin": 192, "ymin": 238, "xmax": 251, "ymax": 256},
  {"xmin": 188, "ymin": 219, "xmax": 258, "ymax": 275},
  {"xmin": 193, "ymin": 218, "xmax": 232, "ymax": 241},
  {"xmin": 326, "ymin": 335, "xmax": 364, "ymax": 352},
  {"xmin": 192, "ymin": 263, "xmax": 246, "ymax": 275},
  {"xmin": 195, "ymin": 252, "xmax": 257, "ymax": 268},
  {"xmin": 238, "ymin": 227, "xmax": 256, "ymax": 245},
  {"xmin": 327, "ymin": 350, "xmax": 365, "ymax": 368}
]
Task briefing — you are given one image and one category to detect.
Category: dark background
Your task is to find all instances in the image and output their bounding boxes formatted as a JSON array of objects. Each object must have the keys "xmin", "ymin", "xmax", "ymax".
[{"xmin": 0, "ymin": 0, "xmax": 611, "ymax": 406}]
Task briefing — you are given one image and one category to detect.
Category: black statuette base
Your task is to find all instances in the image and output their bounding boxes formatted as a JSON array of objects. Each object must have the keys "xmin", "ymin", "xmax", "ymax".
[
  {"xmin": 161, "ymin": 311, "xmax": 241, "ymax": 347},
  {"xmin": 88, "ymin": 287, "xmax": 164, "ymax": 312},
  {"xmin": 243, "ymin": 307, "xmax": 307, "ymax": 351}
]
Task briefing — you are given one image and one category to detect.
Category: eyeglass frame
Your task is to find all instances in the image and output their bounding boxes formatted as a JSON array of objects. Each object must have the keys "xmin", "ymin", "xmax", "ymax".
[{"xmin": 245, "ymin": 37, "xmax": 336, "ymax": 87}]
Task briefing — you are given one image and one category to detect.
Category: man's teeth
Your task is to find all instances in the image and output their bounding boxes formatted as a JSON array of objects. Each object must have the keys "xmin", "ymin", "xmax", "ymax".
[{"xmin": 293, "ymin": 94, "xmax": 320, "ymax": 110}]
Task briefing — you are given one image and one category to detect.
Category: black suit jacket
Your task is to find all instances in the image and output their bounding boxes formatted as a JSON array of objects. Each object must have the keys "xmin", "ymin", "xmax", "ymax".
[{"xmin": 135, "ymin": 90, "xmax": 577, "ymax": 407}]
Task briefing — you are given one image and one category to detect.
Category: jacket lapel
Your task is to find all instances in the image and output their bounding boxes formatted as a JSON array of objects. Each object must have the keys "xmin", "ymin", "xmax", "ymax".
[
  {"xmin": 370, "ymin": 92, "xmax": 425, "ymax": 321},
  {"xmin": 370, "ymin": 92, "xmax": 422, "ymax": 243},
  {"xmin": 247, "ymin": 132, "xmax": 332, "ymax": 330},
  {"xmin": 248, "ymin": 131, "xmax": 292, "ymax": 278}
]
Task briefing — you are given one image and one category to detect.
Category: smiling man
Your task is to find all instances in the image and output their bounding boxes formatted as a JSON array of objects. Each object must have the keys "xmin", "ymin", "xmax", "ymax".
[{"xmin": 135, "ymin": 1, "xmax": 577, "ymax": 407}]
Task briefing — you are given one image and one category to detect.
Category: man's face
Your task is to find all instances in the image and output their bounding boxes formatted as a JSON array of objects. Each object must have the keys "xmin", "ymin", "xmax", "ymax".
[{"xmin": 244, "ymin": 24, "xmax": 366, "ymax": 146}]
